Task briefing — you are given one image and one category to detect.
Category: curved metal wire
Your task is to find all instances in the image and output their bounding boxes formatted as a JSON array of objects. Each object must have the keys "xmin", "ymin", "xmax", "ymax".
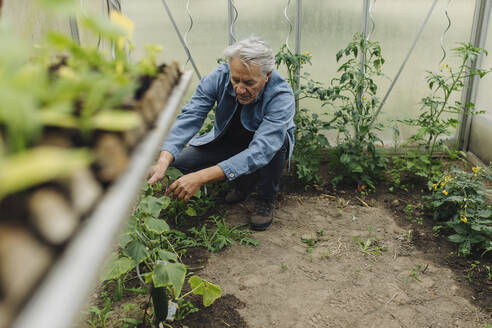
[
  {"xmin": 228, "ymin": 0, "xmax": 238, "ymax": 44},
  {"xmin": 283, "ymin": 0, "xmax": 294, "ymax": 51},
  {"xmin": 366, "ymin": 0, "xmax": 376, "ymax": 40},
  {"xmin": 439, "ymin": 0, "xmax": 452, "ymax": 65},
  {"xmin": 108, "ymin": 0, "xmax": 121, "ymax": 12},
  {"xmin": 183, "ymin": 0, "xmax": 194, "ymax": 68}
]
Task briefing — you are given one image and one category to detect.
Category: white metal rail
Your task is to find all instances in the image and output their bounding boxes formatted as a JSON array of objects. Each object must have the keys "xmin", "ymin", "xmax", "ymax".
[{"xmin": 12, "ymin": 70, "xmax": 193, "ymax": 328}]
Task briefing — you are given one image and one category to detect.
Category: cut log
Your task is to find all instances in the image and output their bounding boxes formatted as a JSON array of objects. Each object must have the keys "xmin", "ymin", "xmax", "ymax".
[
  {"xmin": 94, "ymin": 133, "xmax": 129, "ymax": 183},
  {"xmin": 68, "ymin": 169, "xmax": 102, "ymax": 216},
  {"xmin": 0, "ymin": 301, "xmax": 12, "ymax": 328},
  {"xmin": 0, "ymin": 225, "xmax": 54, "ymax": 306},
  {"xmin": 28, "ymin": 188, "xmax": 79, "ymax": 245}
]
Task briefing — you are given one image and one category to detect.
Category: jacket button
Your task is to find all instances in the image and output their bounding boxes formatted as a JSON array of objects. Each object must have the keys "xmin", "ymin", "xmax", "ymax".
[{"xmin": 229, "ymin": 173, "xmax": 235, "ymax": 178}]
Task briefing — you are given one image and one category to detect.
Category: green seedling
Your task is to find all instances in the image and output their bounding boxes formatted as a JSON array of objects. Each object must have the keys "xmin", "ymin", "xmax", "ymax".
[
  {"xmin": 281, "ymin": 264, "xmax": 288, "ymax": 271},
  {"xmin": 87, "ymin": 297, "xmax": 113, "ymax": 328},
  {"xmin": 353, "ymin": 226, "xmax": 386, "ymax": 256}
]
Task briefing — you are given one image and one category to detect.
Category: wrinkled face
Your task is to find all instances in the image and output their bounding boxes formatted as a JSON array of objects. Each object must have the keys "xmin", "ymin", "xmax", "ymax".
[{"xmin": 229, "ymin": 57, "xmax": 271, "ymax": 105}]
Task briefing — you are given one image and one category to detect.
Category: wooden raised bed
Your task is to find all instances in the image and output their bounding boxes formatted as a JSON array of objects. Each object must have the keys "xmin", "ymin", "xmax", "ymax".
[{"xmin": 0, "ymin": 67, "xmax": 192, "ymax": 328}]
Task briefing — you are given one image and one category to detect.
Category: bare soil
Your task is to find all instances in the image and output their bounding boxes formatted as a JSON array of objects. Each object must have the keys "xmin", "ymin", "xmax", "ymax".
[
  {"xmin": 90, "ymin": 177, "xmax": 492, "ymax": 328},
  {"xmin": 188, "ymin": 191, "xmax": 490, "ymax": 328}
]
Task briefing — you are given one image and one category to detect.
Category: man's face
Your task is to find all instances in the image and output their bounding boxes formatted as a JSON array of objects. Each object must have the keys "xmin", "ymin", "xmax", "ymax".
[{"xmin": 229, "ymin": 57, "xmax": 271, "ymax": 105}]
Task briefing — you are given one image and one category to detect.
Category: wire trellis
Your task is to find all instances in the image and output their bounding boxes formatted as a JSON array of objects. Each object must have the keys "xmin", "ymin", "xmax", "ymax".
[
  {"xmin": 283, "ymin": 0, "xmax": 293, "ymax": 51},
  {"xmin": 439, "ymin": 0, "xmax": 453, "ymax": 65},
  {"xmin": 183, "ymin": 0, "xmax": 194, "ymax": 69},
  {"xmin": 228, "ymin": 0, "xmax": 238, "ymax": 45}
]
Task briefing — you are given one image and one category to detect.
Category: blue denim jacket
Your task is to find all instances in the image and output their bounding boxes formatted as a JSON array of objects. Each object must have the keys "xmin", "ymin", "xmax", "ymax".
[{"xmin": 161, "ymin": 64, "xmax": 295, "ymax": 181}]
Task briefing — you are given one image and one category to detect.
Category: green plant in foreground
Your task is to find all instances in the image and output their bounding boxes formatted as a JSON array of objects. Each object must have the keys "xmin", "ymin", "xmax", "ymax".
[
  {"xmin": 426, "ymin": 165, "xmax": 492, "ymax": 256},
  {"xmin": 325, "ymin": 33, "xmax": 387, "ymax": 189},
  {"xmin": 393, "ymin": 43, "xmax": 491, "ymax": 185},
  {"xmin": 101, "ymin": 172, "xmax": 223, "ymax": 326}
]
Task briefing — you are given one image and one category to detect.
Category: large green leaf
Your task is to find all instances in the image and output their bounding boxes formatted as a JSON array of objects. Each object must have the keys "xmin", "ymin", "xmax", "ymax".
[
  {"xmin": 119, "ymin": 233, "xmax": 134, "ymax": 248},
  {"xmin": 157, "ymin": 249, "xmax": 178, "ymax": 262},
  {"xmin": 102, "ymin": 256, "xmax": 134, "ymax": 281},
  {"xmin": 165, "ymin": 167, "xmax": 183, "ymax": 180},
  {"xmin": 124, "ymin": 241, "xmax": 149, "ymax": 265},
  {"xmin": 477, "ymin": 209, "xmax": 492, "ymax": 219},
  {"xmin": 0, "ymin": 146, "xmax": 92, "ymax": 199},
  {"xmin": 188, "ymin": 275, "xmax": 222, "ymax": 307},
  {"xmin": 138, "ymin": 195, "xmax": 171, "ymax": 218},
  {"xmin": 152, "ymin": 262, "xmax": 186, "ymax": 297},
  {"xmin": 448, "ymin": 234, "xmax": 466, "ymax": 243},
  {"xmin": 144, "ymin": 217, "xmax": 170, "ymax": 234}
]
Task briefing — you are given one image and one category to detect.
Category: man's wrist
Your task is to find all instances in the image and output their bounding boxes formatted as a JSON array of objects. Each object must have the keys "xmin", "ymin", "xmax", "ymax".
[{"xmin": 157, "ymin": 150, "xmax": 174, "ymax": 166}]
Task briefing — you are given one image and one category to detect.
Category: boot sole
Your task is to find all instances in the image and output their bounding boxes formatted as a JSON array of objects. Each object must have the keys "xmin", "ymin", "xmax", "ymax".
[{"xmin": 250, "ymin": 220, "xmax": 272, "ymax": 231}]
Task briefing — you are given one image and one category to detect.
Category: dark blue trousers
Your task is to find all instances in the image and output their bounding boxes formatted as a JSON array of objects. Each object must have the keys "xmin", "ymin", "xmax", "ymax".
[{"xmin": 172, "ymin": 138, "xmax": 288, "ymax": 201}]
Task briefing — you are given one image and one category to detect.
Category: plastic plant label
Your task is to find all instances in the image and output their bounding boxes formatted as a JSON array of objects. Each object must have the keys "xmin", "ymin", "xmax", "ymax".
[{"xmin": 166, "ymin": 301, "xmax": 178, "ymax": 321}]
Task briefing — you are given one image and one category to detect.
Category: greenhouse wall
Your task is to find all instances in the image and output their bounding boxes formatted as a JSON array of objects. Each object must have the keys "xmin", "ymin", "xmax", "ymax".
[
  {"xmin": 470, "ymin": 8, "xmax": 492, "ymax": 166},
  {"xmin": 2, "ymin": 0, "xmax": 491, "ymax": 164},
  {"xmin": 2, "ymin": 0, "xmax": 71, "ymax": 42}
]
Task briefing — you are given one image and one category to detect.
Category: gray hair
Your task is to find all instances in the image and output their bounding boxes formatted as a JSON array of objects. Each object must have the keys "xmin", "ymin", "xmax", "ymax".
[{"xmin": 223, "ymin": 36, "xmax": 274, "ymax": 77}]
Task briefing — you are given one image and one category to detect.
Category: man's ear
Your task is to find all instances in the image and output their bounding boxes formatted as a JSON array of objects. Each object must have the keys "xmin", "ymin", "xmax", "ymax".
[{"xmin": 265, "ymin": 71, "xmax": 272, "ymax": 82}]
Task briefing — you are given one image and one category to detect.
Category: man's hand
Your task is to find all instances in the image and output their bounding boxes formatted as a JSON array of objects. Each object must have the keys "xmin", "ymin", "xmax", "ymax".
[
  {"xmin": 166, "ymin": 165, "xmax": 226, "ymax": 202},
  {"xmin": 147, "ymin": 151, "xmax": 174, "ymax": 185},
  {"xmin": 166, "ymin": 172, "xmax": 204, "ymax": 202}
]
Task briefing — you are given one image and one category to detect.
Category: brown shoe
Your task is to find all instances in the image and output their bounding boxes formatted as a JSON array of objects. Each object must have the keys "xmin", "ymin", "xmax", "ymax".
[{"xmin": 250, "ymin": 198, "xmax": 274, "ymax": 231}]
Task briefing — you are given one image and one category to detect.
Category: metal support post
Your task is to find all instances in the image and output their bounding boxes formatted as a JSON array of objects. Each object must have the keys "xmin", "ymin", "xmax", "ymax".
[
  {"xmin": 294, "ymin": 0, "xmax": 302, "ymax": 111},
  {"xmin": 457, "ymin": 0, "xmax": 491, "ymax": 151},
  {"xmin": 367, "ymin": 0, "xmax": 438, "ymax": 129}
]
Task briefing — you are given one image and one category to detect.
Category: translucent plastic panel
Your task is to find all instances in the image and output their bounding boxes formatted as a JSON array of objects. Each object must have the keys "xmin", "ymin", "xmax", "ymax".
[
  {"xmin": 370, "ymin": 0, "xmax": 475, "ymax": 143},
  {"xmin": 78, "ymin": 0, "xmax": 109, "ymax": 48},
  {"xmin": 234, "ymin": 0, "xmax": 292, "ymax": 57},
  {"xmin": 300, "ymin": 0, "xmax": 364, "ymax": 143},
  {"xmin": 122, "ymin": 0, "xmax": 228, "ymax": 98},
  {"xmin": 2, "ymin": 0, "xmax": 71, "ymax": 43},
  {"xmin": 469, "ymin": 10, "xmax": 492, "ymax": 165},
  {"xmin": 301, "ymin": 0, "xmax": 363, "ymax": 87}
]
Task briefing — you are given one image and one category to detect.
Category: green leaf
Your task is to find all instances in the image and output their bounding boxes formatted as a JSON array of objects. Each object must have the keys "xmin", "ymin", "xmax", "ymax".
[
  {"xmin": 188, "ymin": 275, "xmax": 222, "ymax": 307},
  {"xmin": 124, "ymin": 241, "xmax": 149, "ymax": 265},
  {"xmin": 102, "ymin": 256, "xmax": 134, "ymax": 281},
  {"xmin": 157, "ymin": 249, "xmax": 178, "ymax": 262},
  {"xmin": 152, "ymin": 262, "xmax": 186, "ymax": 297},
  {"xmin": 185, "ymin": 207, "xmax": 197, "ymax": 217},
  {"xmin": 138, "ymin": 196, "xmax": 170, "ymax": 217},
  {"xmin": 166, "ymin": 167, "xmax": 184, "ymax": 180},
  {"xmin": 448, "ymin": 234, "xmax": 466, "ymax": 243},
  {"xmin": 477, "ymin": 209, "xmax": 492, "ymax": 219},
  {"xmin": 144, "ymin": 217, "xmax": 170, "ymax": 234},
  {"xmin": 119, "ymin": 233, "xmax": 134, "ymax": 248}
]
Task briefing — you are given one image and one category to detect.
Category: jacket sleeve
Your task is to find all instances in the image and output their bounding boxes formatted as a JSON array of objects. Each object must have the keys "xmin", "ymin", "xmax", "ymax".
[
  {"xmin": 160, "ymin": 67, "xmax": 222, "ymax": 159},
  {"xmin": 217, "ymin": 89, "xmax": 295, "ymax": 181}
]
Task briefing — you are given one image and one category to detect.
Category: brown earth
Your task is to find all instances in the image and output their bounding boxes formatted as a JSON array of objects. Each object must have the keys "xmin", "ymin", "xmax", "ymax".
[
  {"xmin": 188, "ymin": 192, "xmax": 491, "ymax": 328},
  {"xmin": 85, "ymin": 180, "xmax": 492, "ymax": 328}
]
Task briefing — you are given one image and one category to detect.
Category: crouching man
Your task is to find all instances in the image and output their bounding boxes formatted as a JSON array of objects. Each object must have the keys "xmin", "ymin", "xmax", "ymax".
[{"xmin": 147, "ymin": 36, "xmax": 295, "ymax": 231}]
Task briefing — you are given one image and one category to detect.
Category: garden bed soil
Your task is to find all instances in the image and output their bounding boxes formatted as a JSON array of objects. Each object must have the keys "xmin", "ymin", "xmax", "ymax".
[{"xmin": 96, "ymin": 171, "xmax": 491, "ymax": 328}]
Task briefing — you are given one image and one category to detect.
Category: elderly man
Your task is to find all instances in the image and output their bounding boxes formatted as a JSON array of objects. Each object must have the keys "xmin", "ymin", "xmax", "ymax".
[{"xmin": 148, "ymin": 36, "xmax": 295, "ymax": 231}]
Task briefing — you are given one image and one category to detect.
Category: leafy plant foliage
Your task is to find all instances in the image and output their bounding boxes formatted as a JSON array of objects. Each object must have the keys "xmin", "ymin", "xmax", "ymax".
[{"xmin": 426, "ymin": 165, "xmax": 492, "ymax": 256}]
